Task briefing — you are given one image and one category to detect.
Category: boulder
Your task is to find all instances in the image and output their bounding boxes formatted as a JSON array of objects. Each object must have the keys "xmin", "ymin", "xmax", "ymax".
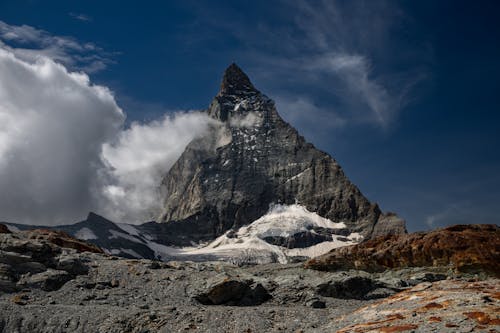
[
  {"xmin": 195, "ymin": 278, "xmax": 271, "ymax": 306},
  {"xmin": 317, "ymin": 276, "xmax": 384, "ymax": 300},
  {"xmin": 17, "ymin": 269, "xmax": 72, "ymax": 291}
]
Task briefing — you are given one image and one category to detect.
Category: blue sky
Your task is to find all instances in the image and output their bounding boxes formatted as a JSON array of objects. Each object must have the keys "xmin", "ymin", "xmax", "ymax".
[{"xmin": 0, "ymin": 0, "xmax": 499, "ymax": 230}]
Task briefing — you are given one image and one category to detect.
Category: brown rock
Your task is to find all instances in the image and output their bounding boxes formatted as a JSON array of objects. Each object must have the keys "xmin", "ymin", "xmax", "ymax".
[
  {"xmin": 305, "ymin": 224, "xmax": 500, "ymax": 277},
  {"xmin": 0, "ymin": 224, "xmax": 11, "ymax": 234},
  {"xmin": 330, "ymin": 279, "xmax": 500, "ymax": 332},
  {"xmin": 23, "ymin": 229, "xmax": 103, "ymax": 254}
]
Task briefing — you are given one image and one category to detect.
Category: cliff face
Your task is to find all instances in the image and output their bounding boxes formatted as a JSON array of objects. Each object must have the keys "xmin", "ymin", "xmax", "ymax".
[{"xmin": 158, "ymin": 63, "xmax": 405, "ymax": 244}]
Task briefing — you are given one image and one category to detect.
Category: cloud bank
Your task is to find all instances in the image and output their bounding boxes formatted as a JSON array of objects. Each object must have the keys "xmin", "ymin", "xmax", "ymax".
[
  {"xmin": 100, "ymin": 112, "xmax": 215, "ymax": 223},
  {"xmin": 0, "ymin": 48, "xmax": 124, "ymax": 224},
  {"xmin": 0, "ymin": 47, "xmax": 214, "ymax": 225}
]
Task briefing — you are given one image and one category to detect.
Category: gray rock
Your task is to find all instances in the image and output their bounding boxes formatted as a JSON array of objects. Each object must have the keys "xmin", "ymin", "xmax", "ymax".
[
  {"xmin": 56, "ymin": 255, "xmax": 89, "ymax": 275},
  {"xmin": 306, "ymin": 299, "xmax": 326, "ymax": 308},
  {"xmin": 0, "ymin": 250, "xmax": 32, "ymax": 265},
  {"xmin": 371, "ymin": 212, "xmax": 407, "ymax": 238},
  {"xmin": 17, "ymin": 269, "xmax": 71, "ymax": 291},
  {"xmin": 317, "ymin": 275, "xmax": 382, "ymax": 300},
  {"xmin": 155, "ymin": 64, "xmax": 405, "ymax": 245},
  {"xmin": 194, "ymin": 278, "xmax": 271, "ymax": 306}
]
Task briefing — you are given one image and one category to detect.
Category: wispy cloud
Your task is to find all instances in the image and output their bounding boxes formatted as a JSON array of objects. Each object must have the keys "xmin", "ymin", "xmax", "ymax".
[
  {"xmin": 69, "ymin": 12, "xmax": 92, "ymax": 22},
  {"xmin": 0, "ymin": 20, "xmax": 113, "ymax": 73},
  {"xmin": 186, "ymin": 0, "xmax": 428, "ymax": 130}
]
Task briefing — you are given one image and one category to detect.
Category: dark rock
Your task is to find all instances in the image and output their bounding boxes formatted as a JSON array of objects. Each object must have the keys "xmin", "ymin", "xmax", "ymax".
[
  {"xmin": 17, "ymin": 269, "xmax": 72, "ymax": 291},
  {"xmin": 317, "ymin": 276, "xmax": 380, "ymax": 300},
  {"xmin": 263, "ymin": 231, "xmax": 332, "ymax": 249},
  {"xmin": 56, "ymin": 256, "xmax": 89, "ymax": 275},
  {"xmin": 0, "ymin": 251, "xmax": 32, "ymax": 265},
  {"xmin": 157, "ymin": 64, "xmax": 405, "ymax": 245},
  {"xmin": 0, "ymin": 224, "xmax": 11, "ymax": 234},
  {"xmin": 306, "ymin": 299, "xmax": 326, "ymax": 308},
  {"xmin": 407, "ymin": 272, "xmax": 448, "ymax": 286},
  {"xmin": 195, "ymin": 279, "xmax": 271, "ymax": 306}
]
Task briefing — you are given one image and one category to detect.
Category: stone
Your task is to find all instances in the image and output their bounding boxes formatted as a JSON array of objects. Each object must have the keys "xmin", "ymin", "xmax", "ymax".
[
  {"xmin": 305, "ymin": 224, "xmax": 500, "ymax": 277},
  {"xmin": 195, "ymin": 278, "xmax": 271, "ymax": 306},
  {"xmin": 155, "ymin": 64, "xmax": 405, "ymax": 245},
  {"xmin": 56, "ymin": 255, "xmax": 89, "ymax": 275},
  {"xmin": 316, "ymin": 276, "xmax": 381, "ymax": 300},
  {"xmin": 17, "ymin": 269, "xmax": 71, "ymax": 291},
  {"xmin": 0, "ymin": 224, "xmax": 11, "ymax": 234},
  {"xmin": 306, "ymin": 299, "xmax": 326, "ymax": 308}
]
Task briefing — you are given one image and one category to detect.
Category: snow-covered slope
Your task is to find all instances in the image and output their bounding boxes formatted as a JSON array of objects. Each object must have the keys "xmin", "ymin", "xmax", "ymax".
[
  {"xmin": 4, "ymin": 205, "xmax": 362, "ymax": 264},
  {"xmin": 173, "ymin": 204, "xmax": 362, "ymax": 264}
]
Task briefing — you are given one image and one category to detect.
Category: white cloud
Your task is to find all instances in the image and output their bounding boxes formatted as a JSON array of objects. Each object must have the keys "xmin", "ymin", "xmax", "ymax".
[
  {"xmin": 0, "ymin": 48, "xmax": 124, "ymax": 224},
  {"xmin": 0, "ymin": 20, "xmax": 113, "ymax": 73},
  {"xmin": 0, "ymin": 47, "xmax": 216, "ymax": 225},
  {"xmin": 99, "ymin": 112, "xmax": 217, "ymax": 222},
  {"xmin": 69, "ymin": 13, "xmax": 92, "ymax": 22}
]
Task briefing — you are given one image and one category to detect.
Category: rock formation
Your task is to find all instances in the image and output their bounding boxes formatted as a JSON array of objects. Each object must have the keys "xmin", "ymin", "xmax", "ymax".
[
  {"xmin": 0, "ymin": 224, "xmax": 101, "ymax": 293},
  {"xmin": 305, "ymin": 224, "xmax": 500, "ymax": 276},
  {"xmin": 157, "ymin": 63, "xmax": 405, "ymax": 244}
]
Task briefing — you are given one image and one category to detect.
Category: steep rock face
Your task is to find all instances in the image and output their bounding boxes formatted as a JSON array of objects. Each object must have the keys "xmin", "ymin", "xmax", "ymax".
[
  {"xmin": 158, "ymin": 63, "xmax": 405, "ymax": 244},
  {"xmin": 305, "ymin": 224, "xmax": 500, "ymax": 277}
]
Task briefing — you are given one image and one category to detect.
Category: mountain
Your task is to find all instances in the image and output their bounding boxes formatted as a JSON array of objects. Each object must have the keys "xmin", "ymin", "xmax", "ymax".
[
  {"xmin": 4, "ymin": 213, "xmax": 158, "ymax": 260},
  {"xmin": 157, "ymin": 63, "xmax": 406, "ymax": 244},
  {"xmin": 2, "ymin": 64, "xmax": 405, "ymax": 264},
  {"xmin": 3, "ymin": 209, "xmax": 362, "ymax": 264}
]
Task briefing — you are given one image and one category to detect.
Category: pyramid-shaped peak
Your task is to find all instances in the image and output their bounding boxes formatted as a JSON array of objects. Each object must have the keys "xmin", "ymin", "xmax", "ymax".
[{"xmin": 218, "ymin": 63, "xmax": 258, "ymax": 96}]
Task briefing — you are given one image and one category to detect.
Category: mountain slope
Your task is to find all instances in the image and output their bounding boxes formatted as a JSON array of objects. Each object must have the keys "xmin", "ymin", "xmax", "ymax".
[{"xmin": 157, "ymin": 63, "xmax": 405, "ymax": 244}]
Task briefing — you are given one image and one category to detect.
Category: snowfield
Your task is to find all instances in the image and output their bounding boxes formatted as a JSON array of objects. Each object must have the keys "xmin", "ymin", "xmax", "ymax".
[
  {"xmin": 17, "ymin": 204, "xmax": 362, "ymax": 263},
  {"xmin": 134, "ymin": 204, "xmax": 363, "ymax": 264},
  {"xmin": 175, "ymin": 204, "xmax": 362, "ymax": 264}
]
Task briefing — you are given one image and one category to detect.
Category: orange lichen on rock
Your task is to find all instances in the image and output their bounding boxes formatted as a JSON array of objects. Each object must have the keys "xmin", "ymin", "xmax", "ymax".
[
  {"xmin": 379, "ymin": 325, "xmax": 419, "ymax": 333},
  {"xmin": 331, "ymin": 279, "xmax": 500, "ymax": 333},
  {"xmin": 464, "ymin": 311, "xmax": 496, "ymax": 325},
  {"xmin": 305, "ymin": 224, "xmax": 500, "ymax": 277},
  {"xmin": 420, "ymin": 302, "xmax": 444, "ymax": 311}
]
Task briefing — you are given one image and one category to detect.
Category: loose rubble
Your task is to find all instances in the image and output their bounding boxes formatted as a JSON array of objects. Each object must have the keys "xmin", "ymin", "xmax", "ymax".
[{"xmin": 1, "ymin": 224, "xmax": 498, "ymax": 332}]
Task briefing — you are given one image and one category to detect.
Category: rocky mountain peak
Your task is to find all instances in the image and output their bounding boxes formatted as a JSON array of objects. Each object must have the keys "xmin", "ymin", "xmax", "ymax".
[
  {"xmin": 218, "ymin": 63, "xmax": 258, "ymax": 97},
  {"xmin": 158, "ymin": 63, "xmax": 406, "ymax": 246}
]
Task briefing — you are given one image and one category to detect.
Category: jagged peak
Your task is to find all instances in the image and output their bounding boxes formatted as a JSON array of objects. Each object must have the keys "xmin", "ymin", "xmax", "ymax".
[{"xmin": 218, "ymin": 63, "xmax": 258, "ymax": 96}]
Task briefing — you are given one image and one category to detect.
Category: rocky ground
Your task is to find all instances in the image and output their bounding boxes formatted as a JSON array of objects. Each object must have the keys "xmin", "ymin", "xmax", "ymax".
[{"xmin": 1, "ymin": 225, "xmax": 499, "ymax": 332}]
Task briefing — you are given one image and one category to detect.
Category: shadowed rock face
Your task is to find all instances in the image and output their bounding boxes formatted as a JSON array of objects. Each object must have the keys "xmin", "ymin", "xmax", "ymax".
[
  {"xmin": 0, "ymin": 225, "xmax": 102, "ymax": 293},
  {"xmin": 305, "ymin": 224, "xmax": 500, "ymax": 277},
  {"xmin": 157, "ymin": 63, "xmax": 405, "ymax": 245}
]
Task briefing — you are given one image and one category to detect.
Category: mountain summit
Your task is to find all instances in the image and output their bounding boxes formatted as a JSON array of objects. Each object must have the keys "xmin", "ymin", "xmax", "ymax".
[
  {"xmin": 157, "ymin": 64, "xmax": 406, "ymax": 246},
  {"xmin": 218, "ymin": 62, "xmax": 258, "ymax": 97}
]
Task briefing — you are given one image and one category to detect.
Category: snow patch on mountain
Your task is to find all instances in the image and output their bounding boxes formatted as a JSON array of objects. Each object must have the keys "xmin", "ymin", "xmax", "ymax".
[
  {"xmin": 166, "ymin": 204, "xmax": 361, "ymax": 264},
  {"xmin": 75, "ymin": 227, "xmax": 98, "ymax": 240}
]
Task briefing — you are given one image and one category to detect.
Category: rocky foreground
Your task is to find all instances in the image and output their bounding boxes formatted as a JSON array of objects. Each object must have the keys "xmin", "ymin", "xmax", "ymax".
[{"xmin": 1, "ymin": 224, "xmax": 499, "ymax": 332}]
